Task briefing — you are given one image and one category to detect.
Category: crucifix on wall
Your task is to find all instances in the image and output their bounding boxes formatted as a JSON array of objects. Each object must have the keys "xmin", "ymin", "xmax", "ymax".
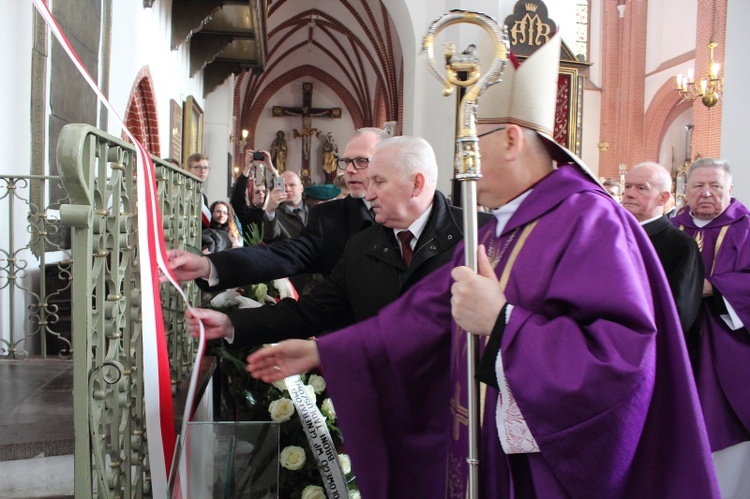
[{"xmin": 272, "ymin": 81, "xmax": 341, "ymax": 184}]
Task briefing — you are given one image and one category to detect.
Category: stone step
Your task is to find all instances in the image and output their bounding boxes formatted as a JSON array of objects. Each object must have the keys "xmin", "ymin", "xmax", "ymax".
[
  {"xmin": 0, "ymin": 355, "xmax": 215, "ymax": 497},
  {"xmin": 0, "ymin": 359, "xmax": 74, "ymax": 462},
  {"xmin": 0, "ymin": 455, "xmax": 74, "ymax": 498},
  {"xmin": 0, "ymin": 358, "xmax": 74, "ymax": 497}
]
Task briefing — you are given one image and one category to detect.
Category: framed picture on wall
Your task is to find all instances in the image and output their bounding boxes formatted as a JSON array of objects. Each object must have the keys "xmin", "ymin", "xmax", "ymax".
[
  {"xmin": 169, "ymin": 99, "xmax": 182, "ymax": 163},
  {"xmin": 554, "ymin": 68, "xmax": 581, "ymax": 155},
  {"xmin": 182, "ymin": 95, "xmax": 204, "ymax": 165},
  {"xmin": 675, "ymin": 166, "xmax": 688, "ymax": 209}
]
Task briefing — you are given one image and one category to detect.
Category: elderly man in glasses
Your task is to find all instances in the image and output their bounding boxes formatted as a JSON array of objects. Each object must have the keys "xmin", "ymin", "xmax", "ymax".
[
  {"xmin": 672, "ymin": 158, "xmax": 750, "ymax": 498},
  {"xmin": 165, "ymin": 127, "xmax": 392, "ymax": 292}
]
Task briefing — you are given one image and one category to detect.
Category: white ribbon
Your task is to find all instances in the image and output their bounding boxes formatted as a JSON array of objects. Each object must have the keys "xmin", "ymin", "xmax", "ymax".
[{"xmin": 285, "ymin": 375, "xmax": 350, "ymax": 498}]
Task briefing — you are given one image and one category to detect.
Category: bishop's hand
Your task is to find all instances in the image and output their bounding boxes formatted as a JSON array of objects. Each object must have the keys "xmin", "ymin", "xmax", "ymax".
[
  {"xmin": 247, "ymin": 340, "xmax": 320, "ymax": 382},
  {"xmin": 450, "ymin": 244, "xmax": 506, "ymax": 336}
]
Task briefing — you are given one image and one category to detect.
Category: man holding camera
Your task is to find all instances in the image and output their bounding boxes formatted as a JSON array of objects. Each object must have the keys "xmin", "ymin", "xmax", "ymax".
[
  {"xmin": 262, "ymin": 170, "xmax": 307, "ymax": 242},
  {"xmin": 231, "ymin": 151, "xmax": 271, "ymax": 240}
]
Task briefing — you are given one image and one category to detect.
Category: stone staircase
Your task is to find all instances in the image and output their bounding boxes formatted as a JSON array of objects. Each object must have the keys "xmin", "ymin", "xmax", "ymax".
[{"xmin": 0, "ymin": 359, "xmax": 74, "ymax": 498}]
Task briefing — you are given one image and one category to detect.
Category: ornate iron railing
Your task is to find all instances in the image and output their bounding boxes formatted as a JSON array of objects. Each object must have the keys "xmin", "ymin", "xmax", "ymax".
[
  {"xmin": 57, "ymin": 124, "xmax": 202, "ymax": 497},
  {"xmin": 0, "ymin": 174, "xmax": 72, "ymax": 359}
]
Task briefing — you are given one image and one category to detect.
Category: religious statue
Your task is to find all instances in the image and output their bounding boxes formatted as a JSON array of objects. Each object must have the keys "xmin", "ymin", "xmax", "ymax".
[
  {"xmin": 322, "ymin": 132, "xmax": 338, "ymax": 184},
  {"xmin": 270, "ymin": 130, "xmax": 288, "ymax": 173}
]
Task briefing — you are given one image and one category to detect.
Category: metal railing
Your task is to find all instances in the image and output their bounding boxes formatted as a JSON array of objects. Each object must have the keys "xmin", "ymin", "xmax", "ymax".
[
  {"xmin": 57, "ymin": 124, "xmax": 203, "ymax": 498},
  {"xmin": 0, "ymin": 174, "xmax": 72, "ymax": 359}
]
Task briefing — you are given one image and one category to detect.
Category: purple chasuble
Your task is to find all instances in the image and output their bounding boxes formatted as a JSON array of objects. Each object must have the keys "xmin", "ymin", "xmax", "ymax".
[
  {"xmin": 317, "ymin": 165, "xmax": 718, "ymax": 498},
  {"xmin": 673, "ymin": 200, "xmax": 750, "ymax": 452}
]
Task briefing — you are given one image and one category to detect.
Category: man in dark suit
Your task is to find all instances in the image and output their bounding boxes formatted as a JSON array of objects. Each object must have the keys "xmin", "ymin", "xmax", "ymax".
[
  {"xmin": 165, "ymin": 127, "xmax": 390, "ymax": 290},
  {"xmin": 622, "ymin": 161, "xmax": 704, "ymax": 339},
  {"xmin": 185, "ymin": 136, "xmax": 492, "ymax": 346}
]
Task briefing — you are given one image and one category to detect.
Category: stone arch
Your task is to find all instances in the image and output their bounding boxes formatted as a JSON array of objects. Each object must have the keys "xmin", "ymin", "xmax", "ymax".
[
  {"xmin": 644, "ymin": 78, "xmax": 693, "ymax": 162},
  {"xmin": 373, "ymin": 84, "xmax": 387, "ymax": 128},
  {"xmin": 124, "ymin": 66, "xmax": 161, "ymax": 157}
]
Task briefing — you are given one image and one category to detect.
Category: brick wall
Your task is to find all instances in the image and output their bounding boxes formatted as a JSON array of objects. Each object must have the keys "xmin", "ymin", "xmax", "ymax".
[
  {"xmin": 598, "ymin": 0, "xmax": 648, "ymax": 179},
  {"xmin": 124, "ymin": 66, "xmax": 160, "ymax": 157},
  {"xmin": 691, "ymin": 0, "xmax": 726, "ymax": 159},
  {"xmin": 599, "ymin": 0, "xmax": 727, "ymax": 177}
]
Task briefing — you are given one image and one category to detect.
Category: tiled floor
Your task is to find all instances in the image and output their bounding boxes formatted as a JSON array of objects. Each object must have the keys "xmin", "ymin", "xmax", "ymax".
[{"xmin": 0, "ymin": 358, "xmax": 74, "ymax": 461}]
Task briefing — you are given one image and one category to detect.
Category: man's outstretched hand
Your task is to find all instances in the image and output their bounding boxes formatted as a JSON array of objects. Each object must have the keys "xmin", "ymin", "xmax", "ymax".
[
  {"xmin": 186, "ymin": 307, "xmax": 234, "ymax": 341},
  {"xmin": 161, "ymin": 249, "xmax": 211, "ymax": 283},
  {"xmin": 246, "ymin": 340, "xmax": 320, "ymax": 382}
]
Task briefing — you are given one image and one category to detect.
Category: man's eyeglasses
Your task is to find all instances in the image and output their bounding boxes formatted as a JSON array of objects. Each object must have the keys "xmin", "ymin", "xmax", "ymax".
[
  {"xmin": 477, "ymin": 126, "xmax": 506, "ymax": 139},
  {"xmin": 336, "ymin": 157, "xmax": 371, "ymax": 170},
  {"xmin": 190, "ymin": 165, "xmax": 210, "ymax": 172}
]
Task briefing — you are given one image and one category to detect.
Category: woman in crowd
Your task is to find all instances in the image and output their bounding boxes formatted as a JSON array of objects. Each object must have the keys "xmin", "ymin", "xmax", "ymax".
[{"xmin": 203, "ymin": 200, "xmax": 243, "ymax": 252}]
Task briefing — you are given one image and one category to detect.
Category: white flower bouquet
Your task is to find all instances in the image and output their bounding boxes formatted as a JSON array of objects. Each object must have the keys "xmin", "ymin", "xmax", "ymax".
[
  {"xmin": 214, "ymin": 347, "xmax": 359, "ymax": 498},
  {"xmin": 210, "ymin": 224, "xmax": 357, "ymax": 497}
]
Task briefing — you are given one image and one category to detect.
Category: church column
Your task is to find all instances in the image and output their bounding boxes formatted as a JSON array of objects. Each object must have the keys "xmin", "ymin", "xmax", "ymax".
[{"xmin": 598, "ymin": 0, "xmax": 648, "ymax": 178}]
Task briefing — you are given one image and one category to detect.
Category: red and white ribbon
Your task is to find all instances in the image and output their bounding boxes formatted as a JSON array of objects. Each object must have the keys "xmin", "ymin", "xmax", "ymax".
[
  {"xmin": 32, "ymin": 1, "xmax": 204, "ymax": 496},
  {"xmin": 202, "ymin": 201, "xmax": 211, "ymax": 228}
]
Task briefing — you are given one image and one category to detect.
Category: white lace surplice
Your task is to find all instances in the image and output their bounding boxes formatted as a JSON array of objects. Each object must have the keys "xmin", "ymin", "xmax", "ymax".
[{"xmin": 495, "ymin": 351, "xmax": 540, "ymax": 454}]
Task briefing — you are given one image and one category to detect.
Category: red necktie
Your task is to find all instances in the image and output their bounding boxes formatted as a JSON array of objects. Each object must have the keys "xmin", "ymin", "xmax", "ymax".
[{"xmin": 398, "ymin": 230, "xmax": 414, "ymax": 266}]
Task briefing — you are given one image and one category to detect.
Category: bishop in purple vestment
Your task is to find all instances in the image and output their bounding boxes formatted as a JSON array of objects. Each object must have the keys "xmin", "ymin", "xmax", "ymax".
[
  {"xmin": 247, "ymin": 32, "xmax": 718, "ymax": 498},
  {"xmin": 672, "ymin": 158, "xmax": 750, "ymax": 497}
]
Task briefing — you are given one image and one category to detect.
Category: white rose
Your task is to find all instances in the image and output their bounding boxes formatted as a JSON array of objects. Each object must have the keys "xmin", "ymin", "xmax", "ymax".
[
  {"xmin": 301, "ymin": 485, "xmax": 326, "ymax": 499},
  {"xmin": 305, "ymin": 384, "xmax": 317, "ymax": 401},
  {"xmin": 349, "ymin": 490, "xmax": 361, "ymax": 499},
  {"xmin": 279, "ymin": 445, "xmax": 306, "ymax": 470},
  {"xmin": 273, "ymin": 279, "xmax": 296, "ymax": 300},
  {"xmin": 268, "ymin": 398, "xmax": 295, "ymax": 422},
  {"xmin": 321, "ymin": 398, "xmax": 336, "ymax": 420},
  {"xmin": 272, "ymin": 379, "xmax": 288, "ymax": 392},
  {"xmin": 308, "ymin": 374, "xmax": 326, "ymax": 394},
  {"xmin": 337, "ymin": 453, "xmax": 352, "ymax": 474}
]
